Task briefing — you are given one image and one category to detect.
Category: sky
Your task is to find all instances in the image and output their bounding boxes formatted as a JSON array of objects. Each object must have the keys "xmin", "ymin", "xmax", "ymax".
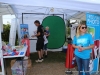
[{"xmin": 3, "ymin": 15, "xmax": 15, "ymax": 24}]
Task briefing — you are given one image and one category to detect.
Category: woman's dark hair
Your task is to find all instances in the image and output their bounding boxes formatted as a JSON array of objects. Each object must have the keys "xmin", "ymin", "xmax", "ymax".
[
  {"xmin": 34, "ymin": 20, "xmax": 40, "ymax": 24},
  {"xmin": 24, "ymin": 34, "xmax": 28, "ymax": 38},
  {"xmin": 79, "ymin": 21, "xmax": 87, "ymax": 29}
]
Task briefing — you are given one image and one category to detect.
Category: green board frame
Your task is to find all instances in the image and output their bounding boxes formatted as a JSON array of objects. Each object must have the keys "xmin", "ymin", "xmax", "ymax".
[{"xmin": 42, "ymin": 16, "xmax": 66, "ymax": 49}]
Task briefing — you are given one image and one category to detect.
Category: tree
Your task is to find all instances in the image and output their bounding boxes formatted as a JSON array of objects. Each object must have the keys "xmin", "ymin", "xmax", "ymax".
[
  {"xmin": 1, "ymin": 24, "xmax": 10, "ymax": 43},
  {"xmin": 1, "ymin": 24, "xmax": 18, "ymax": 45}
]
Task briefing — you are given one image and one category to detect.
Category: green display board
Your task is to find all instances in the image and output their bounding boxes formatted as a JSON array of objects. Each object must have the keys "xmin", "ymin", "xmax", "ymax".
[{"xmin": 42, "ymin": 16, "xmax": 66, "ymax": 49}]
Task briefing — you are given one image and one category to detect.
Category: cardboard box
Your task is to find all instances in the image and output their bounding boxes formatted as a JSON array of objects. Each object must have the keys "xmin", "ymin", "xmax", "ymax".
[
  {"xmin": 26, "ymin": 59, "xmax": 32, "ymax": 69},
  {"xmin": 11, "ymin": 59, "xmax": 32, "ymax": 69},
  {"xmin": 11, "ymin": 59, "xmax": 16, "ymax": 67},
  {"xmin": 11, "ymin": 60, "xmax": 28, "ymax": 75}
]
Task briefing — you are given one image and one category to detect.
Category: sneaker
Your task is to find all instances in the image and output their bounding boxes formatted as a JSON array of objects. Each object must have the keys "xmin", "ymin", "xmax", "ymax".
[
  {"xmin": 41, "ymin": 58, "xmax": 44, "ymax": 61},
  {"xmin": 35, "ymin": 59, "xmax": 43, "ymax": 63},
  {"xmin": 24, "ymin": 56, "xmax": 28, "ymax": 59}
]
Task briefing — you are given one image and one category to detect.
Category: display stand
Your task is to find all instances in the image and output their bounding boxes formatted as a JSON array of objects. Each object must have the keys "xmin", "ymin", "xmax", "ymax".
[
  {"xmin": 86, "ymin": 13, "xmax": 100, "ymax": 74},
  {"xmin": 3, "ymin": 46, "xmax": 27, "ymax": 75}
]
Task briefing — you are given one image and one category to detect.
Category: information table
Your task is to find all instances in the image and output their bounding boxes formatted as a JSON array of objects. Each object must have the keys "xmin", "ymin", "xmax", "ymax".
[
  {"xmin": 3, "ymin": 46, "xmax": 27, "ymax": 75},
  {"xmin": 3, "ymin": 46, "xmax": 27, "ymax": 58}
]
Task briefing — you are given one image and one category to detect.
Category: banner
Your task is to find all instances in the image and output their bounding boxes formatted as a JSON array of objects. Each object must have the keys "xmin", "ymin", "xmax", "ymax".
[
  {"xmin": 89, "ymin": 40, "xmax": 99, "ymax": 74},
  {"xmin": 20, "ymin": 24, "xmax": 29, "ymax": 39},
  {"xmin": 85, "ymin": 13, "xmax": 100, "ymax": 74},
  {"xmin": 86, "ymin": 13, "xmax": 100, "ymax": 40}
]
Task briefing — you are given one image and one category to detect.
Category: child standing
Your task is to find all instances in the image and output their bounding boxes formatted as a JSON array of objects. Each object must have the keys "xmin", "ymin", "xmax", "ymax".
[
  {"xmin": 43, "ymin": 26, "xmax": 50, "ymax": 58},
  {"xmin": 45, "ymin": 26, "xmax": 50, "ymax": 38},
  {"xmin": 21, "ymin": 34, "xmax": 30, "ymax": 59},
  {"xmin": 43, "ymin": 30, "xmax": 48, "ymax": 58}
]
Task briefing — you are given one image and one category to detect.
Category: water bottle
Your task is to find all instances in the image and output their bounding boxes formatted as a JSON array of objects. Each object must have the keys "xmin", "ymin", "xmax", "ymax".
[{"xmin": 78, "ymin": 43, "xmax": 82, "ymax": 52}]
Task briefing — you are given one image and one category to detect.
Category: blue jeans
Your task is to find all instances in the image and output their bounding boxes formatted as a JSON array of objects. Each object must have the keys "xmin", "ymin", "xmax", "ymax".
[
  {"xmin": 44, "ymin": 44, "xmax": 47, "ymax": 50},
  {"xmin": 75, "ymin": 55, "xmax": 90, "ymax": 75}
]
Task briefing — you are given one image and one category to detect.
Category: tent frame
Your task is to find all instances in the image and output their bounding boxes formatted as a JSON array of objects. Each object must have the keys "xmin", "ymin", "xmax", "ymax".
[{"xmin": 21, "ymin": 13, "xmax": 64, "ymax": 24}]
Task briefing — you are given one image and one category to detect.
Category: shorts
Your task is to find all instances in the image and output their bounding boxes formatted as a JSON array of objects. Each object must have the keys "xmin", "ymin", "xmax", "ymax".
[
  {"xmin": 44, "ymin": 43, "xmax": 48, "ymax": 50},
  {"xmin": 36, "ymin": 38, "xmax": 44, "ymax": 51}
]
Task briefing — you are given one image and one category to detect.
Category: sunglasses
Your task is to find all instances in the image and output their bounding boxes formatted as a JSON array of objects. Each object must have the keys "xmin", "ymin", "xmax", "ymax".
[{"xmin": 81, "ymin": 27, "xmax": 87, "ymax": 29}]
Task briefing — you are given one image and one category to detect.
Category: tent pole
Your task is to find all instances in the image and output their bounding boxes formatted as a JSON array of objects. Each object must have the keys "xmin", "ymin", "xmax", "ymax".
[
  {"xmin": 22, "ymin": 13, "xmax": 23, "ymax": 24},
  {"xmin": 63, "ymin": 14, "xmax": 64, "ymax": 20},
  {"xmin": 21, "ymin": 13, "xmax": 64, "ymax": 24}
]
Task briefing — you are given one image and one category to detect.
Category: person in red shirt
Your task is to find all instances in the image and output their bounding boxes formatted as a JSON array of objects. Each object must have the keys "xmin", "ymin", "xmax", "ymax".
[{"xmin": 21, "ymin": 34, "xmax": 30, "ymax": 59}]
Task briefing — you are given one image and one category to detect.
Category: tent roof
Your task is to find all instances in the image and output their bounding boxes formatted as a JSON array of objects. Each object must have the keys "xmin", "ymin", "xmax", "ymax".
[
  {"xmin": 0, "ymin": 0, "xmax": 100, "ymax": 12},
  {"xmin": 11, "ymin": 5, "xmax": 80, "ymax": 19},
  {"xmin": 1, "ymin": 0, "xmax": 100, "ymax": 20},
  {"xmin": 0, "ymin": 3, "xmax": 14, "ymax": 15},
  {"xmin": 75, "ymin": 0, "xmax": 100, "ymax": 4}
]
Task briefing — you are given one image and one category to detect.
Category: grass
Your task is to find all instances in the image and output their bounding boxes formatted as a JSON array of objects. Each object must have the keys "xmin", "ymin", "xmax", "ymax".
[
  {"xmin": 4, "ymin": 51, "xmax": 66, "ymax": 67},
  {"xmin": 30, "ymin": 51, "xmax": 66, "ymax": 64}
]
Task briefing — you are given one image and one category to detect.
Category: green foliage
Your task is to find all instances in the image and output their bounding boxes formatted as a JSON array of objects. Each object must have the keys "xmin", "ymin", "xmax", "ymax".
[
  {"xmin": 80, "ymin": 20, "xmax": 86, "ymax": 25},
  {"xmin": 1, "ymin": 24, "xmax": 10, "ymax": 42},
  {"xmin": 15, "ymin": 31, "xmax": 18, "ymax": 45},
  {"xmin": 64, "ymin": 20, "xmax": 71, "ymax": 46},
  {"xmin": 1, "ymin": 24, "xmax": 18, "ymax": 45},
  {"xmin": 66, "ymin": 27, "xmax": 71, "ymax": 36}
]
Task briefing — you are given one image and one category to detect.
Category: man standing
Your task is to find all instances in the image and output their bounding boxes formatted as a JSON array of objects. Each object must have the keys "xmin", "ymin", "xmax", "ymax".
[{"xmin": 32, "ymin": 20, "xmax": 44, "ymax": 62}]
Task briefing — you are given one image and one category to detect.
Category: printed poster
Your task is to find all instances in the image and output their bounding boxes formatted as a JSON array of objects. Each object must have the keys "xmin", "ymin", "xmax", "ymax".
[
  {"xmin": 87, "ymin": 26, "xmax": 95, "ymax": 40},
  {"xmin": 86, "ymin": 13, "xmax": 100, "ymax": 40},
  {"xmin": 85, "ymin": 13, "xmax": 100, "ymax": 74},
  {"xmin": 20, "ymin": 24, "xmax": 29, "ymax": 39},
  {"xmin": 87, "ymin": 27, "xmax": 99, "ymax": 74}
]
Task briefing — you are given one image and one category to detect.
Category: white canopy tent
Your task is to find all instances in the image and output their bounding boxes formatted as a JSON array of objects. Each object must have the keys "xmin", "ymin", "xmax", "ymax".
[
  {"xmin": 1, "ymin": 0, "xmax": 100, "ymax": 12},
  {"xmin": 1, "ymin": 0, "xmax": 100, "ymax": 22},
  {"xmin": 0, "ymin": 0, "xmax": 100, "ymax": 22},
  {"xmin": 0, "ymin": 0, "xmax": 100, "ymax": 52},
  {"xmin": 0, "ymin": 0, "xmax": 100, "ymax": 75},
  {"xmin": 0, "ymin": 3, "xmax": 13, "ymax": 15}
]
